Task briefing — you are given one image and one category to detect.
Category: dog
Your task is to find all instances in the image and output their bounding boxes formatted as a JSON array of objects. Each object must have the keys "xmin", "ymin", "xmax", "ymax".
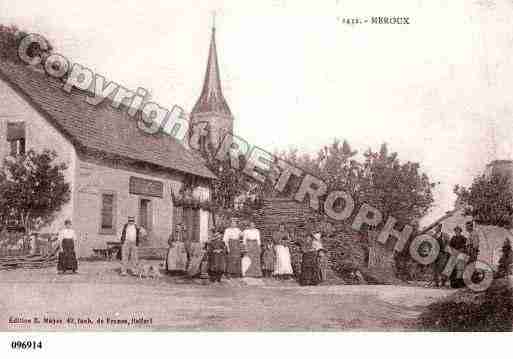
[
  {"xmin": 147, "ymin": 265, "xmax": 162, "ymax": 279},
  {"xmin": 132, "ymin": 263, "xmax": 161, "ymax": 279},
  {"xmin": 132, "ymin": 262, "xmax": 150, "ymax": 279}
]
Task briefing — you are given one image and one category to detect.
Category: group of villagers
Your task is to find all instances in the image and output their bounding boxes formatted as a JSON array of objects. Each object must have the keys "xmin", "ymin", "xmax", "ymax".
[
  {"xmin": 166, "ymin": 218, "xmax": 329, "ymax": 285},
  {"xmin": 430, "ymin": 221, "xmax": 480, "ymax": 288},
  {"xmin": 50, "ymin": 215, "xmax": 328, "ymax": 285}
]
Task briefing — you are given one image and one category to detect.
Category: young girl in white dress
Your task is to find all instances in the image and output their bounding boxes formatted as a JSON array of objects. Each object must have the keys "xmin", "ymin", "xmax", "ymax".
[{"xmin": 273, "ymin": 224, "xmax": 294, "ymax": 279}]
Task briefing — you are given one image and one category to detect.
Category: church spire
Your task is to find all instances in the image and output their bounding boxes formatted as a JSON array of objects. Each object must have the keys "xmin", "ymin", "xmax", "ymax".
[{"xmin": 191, "ymin": 22, "xmax": 232, "ymax": 116}]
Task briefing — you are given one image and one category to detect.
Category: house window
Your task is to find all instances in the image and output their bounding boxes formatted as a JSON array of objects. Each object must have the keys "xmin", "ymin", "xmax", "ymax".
[
  {"xmin": 6, "ymin": 122, "xmax": 26, "ymax": 156},
  {"xmin": 99, "ymin": 192, "xmax": 116, "ymax": 234}
]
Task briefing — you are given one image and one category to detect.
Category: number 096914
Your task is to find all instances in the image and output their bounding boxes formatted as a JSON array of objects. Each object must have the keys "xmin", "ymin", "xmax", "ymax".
[{"xmin": 11, "ymin": 340, "xmax": 43, "ymax": 350}]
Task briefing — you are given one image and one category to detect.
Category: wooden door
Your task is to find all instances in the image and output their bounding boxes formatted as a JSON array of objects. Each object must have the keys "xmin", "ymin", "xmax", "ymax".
[{"xmin": 139, "ymin": 199, "xmax": 152, "ymax": 232}]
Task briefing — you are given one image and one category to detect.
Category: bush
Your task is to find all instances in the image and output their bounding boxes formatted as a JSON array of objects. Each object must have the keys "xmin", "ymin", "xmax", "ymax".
[{"xmin": 418, "ymin": 284, "xmax": 513, "ymax": 331}]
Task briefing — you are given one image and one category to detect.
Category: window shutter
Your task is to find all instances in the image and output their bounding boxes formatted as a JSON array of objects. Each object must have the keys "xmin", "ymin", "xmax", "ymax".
[{"xmin": 101, "ymin": 194, "xmax": 114, "ymax": 229}]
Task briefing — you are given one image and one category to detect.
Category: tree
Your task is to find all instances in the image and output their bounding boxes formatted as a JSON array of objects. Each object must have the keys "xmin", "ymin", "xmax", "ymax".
[
  {"xmin": 275, "ymin": 139, "xmax": 361, "ymax": 198},
  {"xmin": 358, "ymin": 143, "xmax": 435, "ymax": 226},
  {"xmin": 454, "ymin": 173, "xmax": 513, "ymax": 227},
  {"xmin": 0, "ymin": 149, "xmax": 71, "ymax": 233},
  {"xmin": 275, "ymin": 140, "xmax": 435, "ymax": 279},
  {"xmin": 277, "ymin": 140, "xmax": 435, "ymax": 226},
  {"xmin": 0, "ymin": 24, "xmax": 53, "ymax": 64},
  {"xmin": 208, "ymin": 155, "xmax": 250, "ymax": 210},
  {"xmin": 190, "ymin": 125, "xmax": 254, "ymax": 219}
]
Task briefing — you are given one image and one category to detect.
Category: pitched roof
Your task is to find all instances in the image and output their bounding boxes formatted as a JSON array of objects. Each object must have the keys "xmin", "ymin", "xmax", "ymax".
[
  {"xmin": 0, "ymin": 60, "xmax": 216, "ymax": 179},
  {"xmin": 191, "ymin": 27, "xmax": 232, "ymax": 117}
]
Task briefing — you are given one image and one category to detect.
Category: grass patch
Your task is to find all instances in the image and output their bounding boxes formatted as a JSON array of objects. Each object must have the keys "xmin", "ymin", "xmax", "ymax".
[{"xmin": 418, "ymin": 279, "xmax": 513, "ymax": 331}]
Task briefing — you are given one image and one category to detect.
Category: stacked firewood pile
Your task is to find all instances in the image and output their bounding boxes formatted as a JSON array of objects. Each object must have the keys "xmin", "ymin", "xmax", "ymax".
[
  {"xmin": 253, "ymin": 198, "xmax": 322, "ymax": 240},
  {"xmin": 0, "ymin": 231, "xmax": 60, "ymax": 270},
  {"xmin": 323, "ymin": 228, "xmax": 368, "ymax": 273},
  {"xmin": 0, "ymin": 249, "xmax": 59, "ymax": 270},
  {"xmin": 0, "ymin": 231, "xmax": 28, "ymax": 257},
  {"xmin": 253, "ymin": 197, "xmax": 369, "ymax": 280}
]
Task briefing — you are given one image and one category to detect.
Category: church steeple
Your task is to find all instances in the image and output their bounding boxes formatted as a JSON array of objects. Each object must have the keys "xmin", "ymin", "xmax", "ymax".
[
  {"xmin": 191, "ymin": 25, "xmax": 232, "ymax": 117},
  {"xmin": 191, "ymin": 22, "xmax": 234, "ymax": 151}
]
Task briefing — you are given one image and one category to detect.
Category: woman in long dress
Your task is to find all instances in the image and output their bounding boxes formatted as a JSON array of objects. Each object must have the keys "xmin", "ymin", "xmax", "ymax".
[
  {"xmin": 300, "ymin": 232, "xmax": 323, "ymax": 286},
  {"xmin": 242, "ymin": 221, "xmax": 262, "ymax": 277},
  {"xmin": 57, "ymin": 219, "xmax": 78, "ymax": 274},
  {"xmin": 272, "ymin": 224, "xmax": 294, "ymax": 279},
  {"xmin": 165, "ymin": 226, "xmax": 188, "ymax": 275},
  {"xmin": 318, "ymin": 249, "xmax": 329, "ymax": 283},
  {"xmin": 207, "ymin": 231, "xmax": 228, "ymax": 282},
  {"xmin": 289, "ymin": 229, "xmax": 303, "ymax": 278},
  {"xmin": 223, "ymin": 218, "xmax": 242, "ymax": 277},
  {"xmin": 187, "ymin": 242, "xmax": 207, "ymax": 277},
  {"xmin": 261, "ymin": 239, "xmax": 275, "ymax": 278}
]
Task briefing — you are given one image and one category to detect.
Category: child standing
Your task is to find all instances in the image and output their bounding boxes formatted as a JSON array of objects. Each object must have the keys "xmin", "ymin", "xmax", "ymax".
[{"xmin": 261, "ymin": 239, "xmax": 275, "ymax": 278}]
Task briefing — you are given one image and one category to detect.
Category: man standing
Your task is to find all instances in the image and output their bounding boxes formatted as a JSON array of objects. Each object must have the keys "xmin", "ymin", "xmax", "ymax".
[
  {"xmin": 57, "ymin": 219, "xmax": 78, "ymax": 274},
  {"xmin": 449, "ymin": 226, "xmax": 467, "ymax": 288},
  {"xmin": 432, "ymin": 223, "xmax": 450, "ymax": 287},
  {"xmin": 465, "ymin": 221, "xmax": 480, "ymax": 263},
  {"xmin": 120, "ymin": 216, "xmax": 141, "ymax": 276}
]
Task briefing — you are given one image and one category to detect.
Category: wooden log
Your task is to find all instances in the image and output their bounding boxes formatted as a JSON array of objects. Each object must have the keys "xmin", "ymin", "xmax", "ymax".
[{"xmin": 0, "ymin": 250, "xmax": 59, "ymax": 270}]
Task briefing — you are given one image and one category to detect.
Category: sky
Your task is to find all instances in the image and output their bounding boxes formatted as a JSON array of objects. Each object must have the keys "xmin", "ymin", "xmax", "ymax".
[{"xmin": 1, "ymin": 0, "xmax": 512, "ymax": 225}]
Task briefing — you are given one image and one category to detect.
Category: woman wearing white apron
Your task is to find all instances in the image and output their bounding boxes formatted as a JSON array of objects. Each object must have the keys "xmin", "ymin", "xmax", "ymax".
[
  {"xmin": 272, "ymin": 224, "xmax": 294, "ymax": 279},
  {"xmin": 165, "ymin": 225, "xmax": 188, "ymax": 275},
  {"xmin": 241, "ymin": 221, "xmax": 262, "ymax": 277}
]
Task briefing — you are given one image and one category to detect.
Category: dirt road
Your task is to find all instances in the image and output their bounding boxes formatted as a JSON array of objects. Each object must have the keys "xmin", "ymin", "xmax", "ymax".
[{"xmin": 0, "ymin": 261, "xmax": 453, "ymax": 331}]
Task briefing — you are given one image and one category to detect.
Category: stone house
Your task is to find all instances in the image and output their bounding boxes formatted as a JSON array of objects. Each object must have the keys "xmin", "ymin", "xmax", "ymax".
[{"xmin": 0, "ymin": 59, "xmax": 216, "ymax": 257}]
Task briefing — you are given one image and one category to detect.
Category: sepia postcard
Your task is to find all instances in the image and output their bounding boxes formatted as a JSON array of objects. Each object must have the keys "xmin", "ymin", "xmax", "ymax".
[{"xmin": 1, "ymin": 1, "xmax": 513, "ymax": 352}]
